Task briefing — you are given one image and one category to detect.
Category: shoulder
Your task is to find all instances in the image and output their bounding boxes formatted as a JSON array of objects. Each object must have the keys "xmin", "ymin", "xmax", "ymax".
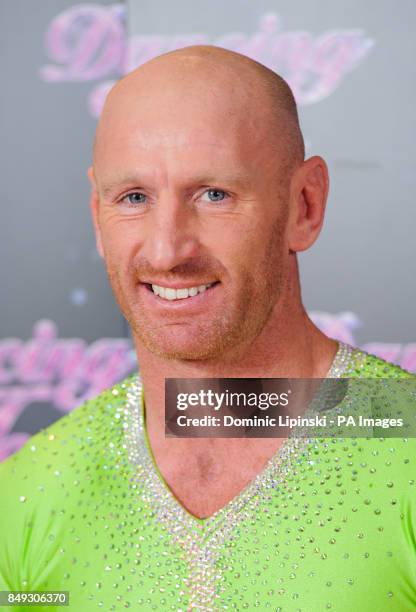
[
  {"xmin": 0, "ymin": 374, "xmax": 137, "ymax": 589},
  {"xmin": 0, "ymin": 373, "xmax": 136, "ymax": 482},
  {"xmin": 322, "ymin": 343, "xmax": 416, "ymax": 497},
  {"xmin": 345, "ymin": 344, "xmax": 414, "ymax": 379}
]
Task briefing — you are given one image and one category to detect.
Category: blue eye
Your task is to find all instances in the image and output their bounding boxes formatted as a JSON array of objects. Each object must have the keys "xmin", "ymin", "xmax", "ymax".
[
  {"xmin": 201, "ymin": 189, "xmax": 228, "ymax": 203},
  {"xmin": 123, "ymin": 192, "xmax": 147, "ymax": 205}
]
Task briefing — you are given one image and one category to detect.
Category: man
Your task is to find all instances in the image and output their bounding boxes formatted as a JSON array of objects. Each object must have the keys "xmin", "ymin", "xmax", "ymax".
[{"xmin": 0, "ymin": 46, "xmax": 415, "ymax": 611}]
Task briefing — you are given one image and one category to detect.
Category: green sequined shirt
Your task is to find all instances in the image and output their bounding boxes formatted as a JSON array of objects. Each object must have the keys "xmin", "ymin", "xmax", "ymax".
[{"xmin": 1, "ymin": 343, "xmax": 416, "ymax": 611}]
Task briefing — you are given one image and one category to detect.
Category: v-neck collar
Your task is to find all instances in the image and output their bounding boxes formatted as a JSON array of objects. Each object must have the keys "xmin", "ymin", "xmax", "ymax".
[
  {"xmin": 119, "ymin": 342, "xmax": 367, "ymax": 608},
  {"xmin": 121, "ymin": 342, "xmax": 364, "ymax": 537}
]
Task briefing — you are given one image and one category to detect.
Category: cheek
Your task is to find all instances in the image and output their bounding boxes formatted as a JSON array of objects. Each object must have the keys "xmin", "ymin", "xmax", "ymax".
[
  {"xmin": 100, "ymin": 216, "xmax": 143, "ymax": 263},
  {"xmin": 219, "ymin": 218, "xmax": 280, "ymax": 274},
  {"xmin": 209, "ymin": 216, "xmax": 263, "ymax": 257},
  {"xmin": 244, "ymin": 217, "xmax": 289, "ymax": 289}
]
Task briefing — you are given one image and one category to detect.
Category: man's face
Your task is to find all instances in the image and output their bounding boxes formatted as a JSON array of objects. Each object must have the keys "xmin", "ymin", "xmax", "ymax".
[{"xmin": 92, "ymin": 75, "xmax": 292, "ymax": 361}]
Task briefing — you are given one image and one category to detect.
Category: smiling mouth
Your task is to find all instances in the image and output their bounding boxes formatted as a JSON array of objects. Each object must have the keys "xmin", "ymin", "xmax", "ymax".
[{"xmin": 143, "ymin": 282, "xmax": 220, "ymax": 301}]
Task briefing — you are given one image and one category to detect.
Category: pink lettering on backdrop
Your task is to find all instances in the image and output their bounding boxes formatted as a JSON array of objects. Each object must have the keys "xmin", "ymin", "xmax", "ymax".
[
  {"xmin": 40, "ymin": 7, "xmax": 374, "ymax": 117},
  {"xmin": 40, "ymin": 3, "xmax": 125, "ymax": 82},
  {"xmin": 1, "ymin": 316, "xmax": 415, "ymax": 461}
]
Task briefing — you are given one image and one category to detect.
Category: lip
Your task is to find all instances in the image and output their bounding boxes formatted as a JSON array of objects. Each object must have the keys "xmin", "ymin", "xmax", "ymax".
[
  {"xmin": 140, "ymin": 280, "xmax": 217, "ymax": 290},
  {"xmin": 139, "ymin": 281, "xmax": 221, "ymax": 310}
]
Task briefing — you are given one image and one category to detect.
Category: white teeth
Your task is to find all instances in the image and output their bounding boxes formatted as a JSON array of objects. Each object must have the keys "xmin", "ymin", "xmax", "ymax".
[
  {"xmin": 150, "ymin": 283, "xmax": 214, "ymax": 300},
  {"xmin": 165, "ymin": 288, "xmax": 176, "ymax": 300}
]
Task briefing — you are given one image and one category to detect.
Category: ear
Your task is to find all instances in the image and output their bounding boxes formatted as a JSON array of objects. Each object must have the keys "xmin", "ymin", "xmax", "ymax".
[
  {"xmin": 287, "ymin": 156, "xmax": 329, "ymax": 252},
  {"xmin": 87, "ymin": 166, "xmax": 104, "ymax": 258}
]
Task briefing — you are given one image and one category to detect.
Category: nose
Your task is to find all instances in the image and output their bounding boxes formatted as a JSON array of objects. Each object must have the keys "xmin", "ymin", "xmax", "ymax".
[{"xmin": 141, "ymin": 193, "xmax": 200, "ymax": 271}]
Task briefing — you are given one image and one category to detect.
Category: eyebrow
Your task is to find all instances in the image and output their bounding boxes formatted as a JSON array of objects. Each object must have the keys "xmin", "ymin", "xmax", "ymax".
[
  {"xmin": 100, "ymin": 177, "xmax": 141, "ymax": 198},
  {"xmin": 100, "ymin": 172, "xmax": 251, "ymax": 198}
]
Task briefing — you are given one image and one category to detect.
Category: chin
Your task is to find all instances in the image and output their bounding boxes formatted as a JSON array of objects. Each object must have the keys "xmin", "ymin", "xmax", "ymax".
[
  {"xmin": 135, "ymin": 327, "xmax": 227, "ymax": 362},
  {"xmin": 148, "ymin": 340, "xmax": 222, "ymax": 361}
]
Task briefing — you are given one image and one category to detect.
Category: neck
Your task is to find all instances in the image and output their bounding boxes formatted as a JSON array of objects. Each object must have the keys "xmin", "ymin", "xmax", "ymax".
[{"xmin": 133, "ymin": 298, "xmax": 338, "ymax": 435}]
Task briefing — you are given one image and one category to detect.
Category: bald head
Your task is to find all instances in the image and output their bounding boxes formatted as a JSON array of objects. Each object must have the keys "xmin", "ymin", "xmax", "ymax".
[
  {"xmin": 93, "ymin": 45, "xmax": 304, "ymax": 173},
  {"xmin": 89, "ymin": 45, "xmax": 330, "ymax": 363}
]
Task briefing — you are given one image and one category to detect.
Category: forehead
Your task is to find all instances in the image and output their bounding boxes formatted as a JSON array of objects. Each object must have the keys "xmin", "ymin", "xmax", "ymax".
[{"xmin": 94, "ymin": 76, "xmax": 277, "ymax": 181}]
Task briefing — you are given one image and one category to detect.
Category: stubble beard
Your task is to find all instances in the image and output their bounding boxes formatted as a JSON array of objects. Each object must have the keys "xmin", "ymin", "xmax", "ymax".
[
  {"xmin": 106, "ymin": 270, "xmax": 285, "ymax": 365},
  {"xmin": 104, "ymin": 215, "xmax": 288, "ymax": 363}
]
